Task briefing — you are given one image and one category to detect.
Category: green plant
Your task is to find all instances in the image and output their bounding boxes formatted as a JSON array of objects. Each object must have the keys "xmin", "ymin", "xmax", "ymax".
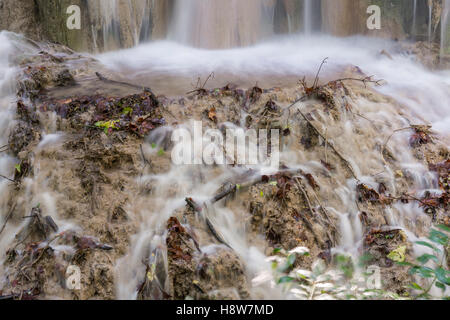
[
  {"xmin": 258, "ymin": 247, "xmax": 398, "ymax": 300},
  {"xmin": 398, "ymin": 225, "xmax": 450, "ymax": 299},
  {"xmin": 95, "ymin": 120, "xmax": 120, "ymax": 134}
]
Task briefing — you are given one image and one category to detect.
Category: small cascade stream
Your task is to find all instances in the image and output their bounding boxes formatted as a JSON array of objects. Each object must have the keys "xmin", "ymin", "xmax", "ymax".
[
  {"xmin": 98, "ymin": 35, "xmax": 450, "ymax": 298},
  {"xmin": 0, "ymin": 1, "xmax": 449, "ymax": 300},
  {"xmin": 442, "ymin": 0, "xmax": 450, "ymax": 58},
  {"xmin": 413, "ymin": 0, "xmax": 418, "ymax": 37},
  {"xmin": 428, "ymin": 0, "xmax": 433, "ymax": 43},
  {"xmin": 304, "ymin": 0, "xmax": 313, "ymax": 34}
]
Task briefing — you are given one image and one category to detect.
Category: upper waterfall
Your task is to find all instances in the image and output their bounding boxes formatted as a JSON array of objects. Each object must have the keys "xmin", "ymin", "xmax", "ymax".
[
  {"xmin": 168, "ymin": 0, "xmax": 277, "ymax": 49},
  {"xmin": 78, "ymin": 0, "xmax": 450, "ymax": 52}
]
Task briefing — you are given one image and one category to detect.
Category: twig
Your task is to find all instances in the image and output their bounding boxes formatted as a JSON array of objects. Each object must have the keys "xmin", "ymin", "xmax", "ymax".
[
  {"xmin": 313, "ymin": 58, "xmax": 328, "ymax": 89},
  {"xmin": 26, "ymin": 234, "xmax": 62, "ymax": 269},
  {"xmin": 186, "ymin": 72, "xmax": 215, "ymax": 95},
  {"xmin": 0, "ymin": 174, "xmax": 15, "ymax": 183},
  {"xmin": 293, "ymin": 178, "xmax": 323, "ymax": 246},
  {"xmin": 333, "ymin": 76, "xmax": 383, "ymax": 88},
  {"xmin": 201, "ymin": 72, "xmax": 215, "ymax": 89},
  {"xmin": 0, "ymin": 204, "xmax": 15, "ymax": 236}
]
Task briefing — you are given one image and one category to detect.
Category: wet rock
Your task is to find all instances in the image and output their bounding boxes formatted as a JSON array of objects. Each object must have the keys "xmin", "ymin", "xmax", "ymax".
[
  {"xmin": 165, "ymin": 216, "xmax": 250, "ymax": 300},
  {"xmin": 247, "ymin": 174, "xmax": 338, "ymax": 269},
  {"xmin": 8, "ymin": 121, "xmax": 34, "ymax": 156},
  {"xmin": 55, "ymin": 69, "xmax": 76, "ymax": 87}
]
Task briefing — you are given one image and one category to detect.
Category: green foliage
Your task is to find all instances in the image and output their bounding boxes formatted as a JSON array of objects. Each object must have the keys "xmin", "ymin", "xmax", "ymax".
[
  {"xmin": 95, "ymin": 120, "xmax": 120, "ymax": 134},
  {"xmin": 258, "ymin": 225, "xmax": 450, "ymax": 300},
  {"xmin": 400, "ymin": 225, "xmax": 449, "ymax": 299},
  {"xmin": 122, "ymin": 107, "xmax": 133, "ymax": 115},
  {"xmin": 387, "ymin": 245, "xmax": 406, "ymax": 263},
  {"xmin": 335, "ymin": 254, "xmax": 354, "ymax": 279},
  {"xmin": 277, "ymin": 276, "xmax": 294, "ymax": 284},
  {"xmin": 157, "ymin": 148, "xmax": 165, "ymax": 156}
]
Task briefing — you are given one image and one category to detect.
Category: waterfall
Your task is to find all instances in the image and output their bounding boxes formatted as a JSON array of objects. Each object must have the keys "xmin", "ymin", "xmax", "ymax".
[
  {"xmin": 442, "ymin": 0, "xmax": 450, "ymax": 60},
  {"xmin": 169, "ymin": 0, "xmax": 276, "ymax": 49},
  {"xmin": 304, "ymin": 0, "xmax": 313, "ymax": 34},
  {"xmin": 428, "ymin": 0, "xmax": 433, "ymax": 43},
  {"xmin": 2, "ymin": 1, "xmax": 450, "ymax": 301},
  {"xmin": 412, "ymin": 0, "xmax": 417, "ymax": 37},
  {"xmin": 98, "ymin": 0, "xmax": 121, "ymax": 50},
  {"xmin": 91, "ymin": 0, "xmax": 164, "ymax": 51}
]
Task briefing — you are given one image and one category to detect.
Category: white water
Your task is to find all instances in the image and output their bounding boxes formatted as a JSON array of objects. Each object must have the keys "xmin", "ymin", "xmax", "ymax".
[
  {"xmin": 0, "ymin": 32, "xmax": 39, "ymax": 282},
  {"xmin": 93, "ymin": 0, "xmax": 150, "ymax": 51},
  {"xmin": 1, "ymin": 5, "xmax": 450, "ymax": 299},
  {"xmin": 442, "ymin": 0, "xmax": 450, "ymax": 59},
  {"xmin": 99, "ymin": 35, "xmax": 450, "ymax": 134},
  {"xmin": 304, "ymin": 0, "xmax": 313, "ymax": 34},
  {"xmin": 169, "ymin": 0, "xmax": 276, "ymax": 48},
  {"xmin": 0, "ymin": 34, "xmax": 18, "ymax": 274},
  {"xmin": 99, "ymin": 35, "xmax": 450, "ymax": 298},
  {"xmin": 428, "ymin": 0, "xmax": 433, "ymax": 43},
  {"xmin": 413, "ymin": 0, "xmax": 418, "ymax": 37}
]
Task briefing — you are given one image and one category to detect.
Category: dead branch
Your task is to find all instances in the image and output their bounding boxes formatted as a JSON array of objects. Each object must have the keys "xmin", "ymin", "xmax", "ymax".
[
  {"xmin": 28, "ymin": 234, "xmax": 62, "ymax": 268},
  {"xmin": 186, "ymin": 72, "xmax": 215, "ymax": 95},
  {"xmin": 333, "ymin": 76, "xmax": 384, "ymax": 88},
  {"xmin": 0, "ymin": 204, "xmax": 15, "ymax": 236},
  {"xmin": 185, "ymin": 198, "xmax": 231, "ymax": 249},
  {"xmin": 313, "ymin": 57, "xmax": 328, "ymax": 89},
  {"xmin": 293, "ymin": 178, "xmax": 324, "ymax": 246},
  {"xmin": 0, "ymin": 174, "xmax": 15, "ymax": 183}
]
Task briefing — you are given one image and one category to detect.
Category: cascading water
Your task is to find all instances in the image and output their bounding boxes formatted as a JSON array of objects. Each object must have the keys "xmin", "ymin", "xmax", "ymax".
[
  {"xmin": 1, "ymin": 1, "xmax": 450, "ymax": 301},
  {"xmin": 413, "ymin": 0, "xmax": 418, "ymax": 37},
  {"xmin": 98, "ymin": 34, "xmax": 450, "ymax": 298},
  {"xmin": 428, "ymin": 0, "xmax": 433, "ymax": 43},
  {"xmin": 442, "ymin": 0, "xmax": 450, "ymax": 59},
  {"xmin": 0, "ymin": 33, "xmax": 19, "ymax": 277},
  {"xmin": 98, "ymin": 0, "xmax": 120, "ymax": 50},
  {"xmin": 304, "ymin": 0, "xmax": 313, "ymax": 34},
  {"xmin": 169, "ymin": 0, "xmax": 276, "ymax": 48},
  {"xmin": 91, "ymin": 0, "xmax": 160, "ymax": 51}
]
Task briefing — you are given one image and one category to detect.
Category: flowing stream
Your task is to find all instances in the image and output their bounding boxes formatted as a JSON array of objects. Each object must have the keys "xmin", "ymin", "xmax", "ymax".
[
  {"xmin": 98, "ymin": 34, "xmax": 450, "ymax": 298},
  {"xmin": 0, "ymin": 1, "xmax": 449, "ymax": 300}
]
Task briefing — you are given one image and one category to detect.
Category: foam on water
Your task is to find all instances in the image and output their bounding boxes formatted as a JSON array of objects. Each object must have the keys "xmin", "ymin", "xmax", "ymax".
[
  {"xmin": 98, "ymin": 35, "xmax": 450, "ymax": 137},
  {"xmin": 102, "ymin": 34, "xmax": 450, "ymax": 299},
  {"xmin": 0, "ymin": 29, "xmax": 449, "ymax": 299}
]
